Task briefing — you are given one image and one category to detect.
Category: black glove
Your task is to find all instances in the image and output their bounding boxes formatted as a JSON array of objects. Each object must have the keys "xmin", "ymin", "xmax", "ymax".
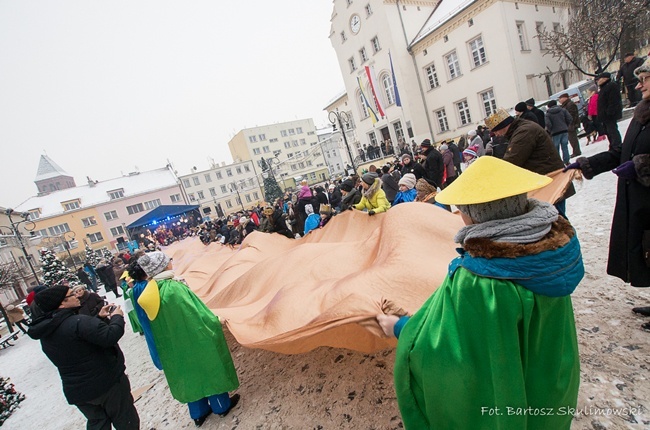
[
  {"xmin": 563, "ymin": 161, "xmax": 581, "ymax": 172},
  {"xmin": 348, "ymin": 206, "xmax": 354, "ymax": 211},
  {"xmin": 368, "ymin": 210, "xmax": 376, "ymax": 216}
]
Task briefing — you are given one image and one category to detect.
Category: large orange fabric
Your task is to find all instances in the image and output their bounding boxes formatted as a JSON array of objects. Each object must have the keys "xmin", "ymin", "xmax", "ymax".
[{"xmin": 165, "ymin": 170, "xmax": 578, "ymax": 354}]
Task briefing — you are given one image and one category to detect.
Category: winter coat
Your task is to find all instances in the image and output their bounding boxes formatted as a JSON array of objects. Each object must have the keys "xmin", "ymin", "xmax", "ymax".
[
  {"xmin": 394, "ymin": 218, "xmax": 581, "ymax": 429},
  {"xmin": 545, "ymin": 106, "xmax": 573, "ymax": 136},
  {"xmin": 587, "ymin": 94, "xmax": 599, "ymax": 117},
  {"xmin": 354, "ymin": 179, "xmax": 391, "ymax": 213},
  {"xmin": 328, "ymin": 188, "xmax": 342, "ymax": 209},
  {"xmin": 442, "ymin": 151, "xmax": 456, "ymax": 179},
  {"xmin": 597, "ymin": 79, "xmax": 623, "ymax": 122},
  {"xmin": 78, "ymin": 291, "xmax": 105, "ymax": 317},
  {"xmin": 96, "ymin": 263, "xmax": 117, "ymax": 289},
  {"xmin": 6, "ymin": 307, "xmax": 26, "ymax": 323},
  {"xmin": 561, "ymin": 98, "xmax": 580, "ymax": 132},
  {"xmin": 447, "ymin": 142, "xmax": 462, "ymax": 167},
  {"xmin": 577, "ymin": 100, "xmax": 650, "ymax": 286},
  {"xmin": 401, "ymin": 160, "xmax": 427, "ymax": 180},
  {"xmin": 392, "ymin": 188, "xmax": 417, "ymax": 205},
  {"xmin": 381, "ymin": 171, "xmax": 401, "ymax": 202},
  {"xmin": 421, "ymin": 147, "xmax": 444, "ymax": 188},
  {"xmin": 28, "ymin": 309, "xmax": 127, "ymax": 405},
  {"xmin": 618, "ymin": 56, "xmax": 645, "ymax": 87},
  {"xmin": 520, "ymin": 110, "xmax": 539, "ymax": 124},
  {"xmin": 341, "ymin": 188, "xmax": 362, "ymax": 211},
  {"xmin": 304, "ymin": 213, "xmax": 322, "ymax": 235},
  {"xmin": 503, "ymin": 118, "xmax": 575, "ymax": 200},
  {"xmin": 530, "ymin": 106, "xmax": 547, "ymax": 128},
  {"xmin": 469, "ymin": 135, "xmax": 485, "ymax": 157}
]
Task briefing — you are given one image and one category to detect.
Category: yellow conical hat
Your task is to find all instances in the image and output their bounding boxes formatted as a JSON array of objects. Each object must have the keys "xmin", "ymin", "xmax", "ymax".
[{"xmin": 435, "ymin": 156, "xmax": 552, "ymax": 205}]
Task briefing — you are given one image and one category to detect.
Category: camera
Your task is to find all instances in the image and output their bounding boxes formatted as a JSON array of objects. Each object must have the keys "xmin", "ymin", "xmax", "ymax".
[{"xmin": 108, "ymin": 305, "xmax": 116, "ymax": 313}]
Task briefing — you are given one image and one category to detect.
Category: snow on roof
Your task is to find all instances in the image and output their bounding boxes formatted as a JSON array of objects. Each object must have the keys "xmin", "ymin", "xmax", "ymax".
[
  {"xmin": 34, "ymin": 155, "xmax": 71, "ymax": 181},
  {"xmin": 16, "ymin": 167, "xmax": 178, "ymax": 218},
  {"xmin": 411, "ymin": 0, "xmax": 477, "ymax": 47}
]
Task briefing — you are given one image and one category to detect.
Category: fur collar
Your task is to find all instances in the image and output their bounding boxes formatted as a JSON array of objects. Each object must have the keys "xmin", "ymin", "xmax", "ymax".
[
  {"xmin": 462, "ymin": 216, "xmax": 575, "ymax": 259},
  {"xmin": 633, "ymin": 99, "xmax": 650, "ymax": 125}
]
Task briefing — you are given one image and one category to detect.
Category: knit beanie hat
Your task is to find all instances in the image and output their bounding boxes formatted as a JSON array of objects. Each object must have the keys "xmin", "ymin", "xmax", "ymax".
[
  {"xmin": 305, "ymin": 204, "xmax": 314, "ymax": 215},
  {"xmin": 515, "ymin": 102, "xmax": 528, "ymax": 113},
  {"xmin": 400, "ymin": 153, "xmax": 412, "ymax": 163},
  {"xmin": 362, "ymin": 172, "xmax": 378, "ymax": 185},
  {"xmin": 340, "ymin": 178, "xmax": 354, "ymax": 192},
  {"xmin": 138, "ymin": 251, "xmax": 171, "ymax": 278},
  {"xmin": 398, "ymin": 173, "xmax": 416, "ymax": 189},
  {"xmin": 34, "ymin": 284, "xmax": 69, "ymax": 313},
  {"xmin": 463, "ymin": 148, "xmax": 478, "ymax": 159},
  {"xmin": 634, "ymin": 57, "xmax": 650, "ymax": 77},
  {"xmin": 415, "ymin": 178, "xmax": 437, "ymax": 194},
  {"xmin": 420, "ymin": 139, "xmax": 432, "ymax": 147},
  {"xmin": 456, "ymin": 193, "xmax": 528, "ymax": 223},
  {"xmin": 439, "ymin": 144, "xmax": 449, "ymax": 152},
  {"xmin": 468, "ymin": 130, "xmax": 477, "ymax": 137}
]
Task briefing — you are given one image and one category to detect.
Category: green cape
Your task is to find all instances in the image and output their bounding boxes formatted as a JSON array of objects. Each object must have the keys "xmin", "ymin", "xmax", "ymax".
[
  {"xmin": 150, "ymin": 278, "xmax": 239, "ymax": 403},
  {"xmin": 395, "ymin": 268, "xmax": 579, "ymax": 429}
]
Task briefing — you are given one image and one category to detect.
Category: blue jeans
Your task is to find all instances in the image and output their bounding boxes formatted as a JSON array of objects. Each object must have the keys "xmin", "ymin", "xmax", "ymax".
[
  {"xmin": 187, "ymin": 392, "xmax": 231, "ymax": 419},
  {"xmin": 552, "ymin": 133, "xmax": 570, "ymax": 164}
]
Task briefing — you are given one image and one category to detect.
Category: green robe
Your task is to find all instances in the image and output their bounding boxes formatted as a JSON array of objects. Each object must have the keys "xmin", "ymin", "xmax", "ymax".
[
  {"xmin": 150, "ymin": 277, "xmax": 239, "ymax": 403},
  {"xmin": 121, "ymin": 284, "xmax": 142, "ymax": 334},
  {"xmin": 394, "ymin": 268, "xmax": 579, "ymax": 430}
]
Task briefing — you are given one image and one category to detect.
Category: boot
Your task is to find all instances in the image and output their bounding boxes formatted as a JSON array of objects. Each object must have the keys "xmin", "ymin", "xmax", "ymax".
[{"xmin": 632, "ymin": 306, "xmax": 650, "ymax": 317}]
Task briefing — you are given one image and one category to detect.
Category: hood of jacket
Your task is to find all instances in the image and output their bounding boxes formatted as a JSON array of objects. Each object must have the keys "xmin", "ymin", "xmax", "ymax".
[
  {"xmin": 27, "ymin": 308, "xmax": 77, "ymax": 340},
  {"xmin": 546, "ymin": 106, "xmax": 564, "ymax": 115}
]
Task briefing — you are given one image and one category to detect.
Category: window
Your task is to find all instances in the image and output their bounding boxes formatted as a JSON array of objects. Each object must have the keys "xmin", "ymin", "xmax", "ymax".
[
  {"xmin": 182, "ymin": 179, "xmax": 191, "ymax": 188},
  {"xmin": 425, "ymin": 63, "xmax": 440, "ymax": 89},
  {"xmin": 480, "ymin": 89, "xmax": 497, "ymax": 117},
  {"xmin": 170, "ymin": 193, "xmax": 181, "ymax": 202},
  {"xmin": 263, "ymin": 146, "xmax": 270, "ymax": 153},
  {"xmin": 248, "ymin": 135, "xmax": 257, "ymax": 143},
  {"xmin": 341, "ymin": 31, "xmax": 347, "ymax": 43},
  {"xmin": 381, "ymin": 74, "xmax": 396, "ymax": 105},
  {"xmin": 300, "ymin": 138, "xmax": 306, "ymax": 145},
  {"xmin": 126, "ymin": 203, "xmax": 145, "ymax": 215},
  {"xmin": 445, "ymin": 51, "xmax": 461, "ymax": 79},
  {"xmin": 292, "ymin": 140, "xmax": 299, "ymax": 147},
  {"xmin": 516, "ymin": 22, "xmax": 529, "ymax": 50},
  {"xmin": 281, "ymin": 130, "xmax": 288, "ymax": 137},
  {"xmin": 288, "ymin": 128, "xmax": 295, "ymax": 135},
  {"xmin": 104, "ymin": 210, "xmax": 118, "ymax": 221},
  {"xmin": 296, "ymin": 127, "xmax": 303, "ymax": 133},
  {"xmin": 468, "ymin": 36, "xmax": 487, "ymax": 67},
  {"xmin": 244, "ymin": 165, "xmax": 250, "ymax": 172},
  {"xmin": 48, "ymin": 223, "xmax": 70, "ymax": 236},
  {"xmin": 310, "ymin": 172, "xmax": 316, "ymax": 180},
  {"xmin": 358, "ymin": 92, "xmax": 369, "ymax": 118},
  {"xmin": 209, "ymin": 187, "xmax": 216, "ymax": 196},
  {"xmin": 456, "ymin": 99, "xmax": 472, "ymax": 125},
  {"xmin": 188, "ymin": 193, "xmax": 195, "ymax": 201},
  {"xmin": 349, "ymin": 57, "xmax": 357, "ymax": 72},
  {"xmin": 144, "ymin": 199, "xmax": 161, "ymax": 210},
  {"xmin": 299, "ymin": 162, "xmax": 305, "ymax": 169},
  {"xmin": 253, "ymin": 192, "xmax": 259, "ymax": 200},
  {"xmin": 360, "ymin": 47, "xmax": 369, "ymax": 63},
  {"xmin": 192, "ymin": 177, "xmax": 200, "ymax": 186},
  {"xmin": 248, "ymin": 178, "xmax": 255, "ymax": 187},
  {"xmin": 435, "ymin": 109, "xmax": 450, "ymax": 132},
  {"xmin": 204, "ymin": 173, "xmax": 212, "ymax": 182},
  {"xmin": 287, "ymin": 152, "xmax": 294, "ymax": 158},
  {"xmin": 221, "ymin": 185, "xmax": 227, "ymax": 193},
  {"xmin": 226, "ymin": 169, "xmax": 233, "ymax": 177},
  {"xmin": 291, "ymin": 164, "xmax": 297, "ymax": 171},
  {"xmin": 259, "ymin": 134, "xmax": 266, "ymax": 141},
  {"xmin": 28, "ymin": 210, "xmax": 40, "ymax": 220},
  {"xmin": 270, "ymin": 138, "xmax": 278, "ymax": 143},
  {"xmin": 553, "ymin": 22, "xmax": 561, "ymax": 33},
  {"xmin": 284, "ymin": 141, "xmax": 291, "ymax": 148},
  {"xmin": 108, "ymin": 189, "xmax": 124, "ymax": 200},
  {"xmin": 225, "ymin": 200, "xmax": 233, "ymax": 209},
  {"xmin": 110, "ymin": 226, "xmax": 125, "ymax": 237},
  {"xmin": 216, "ymin": 171, "xmax": 222, "ymax": 179},
  {"xmin": 365, "ymin": 3, "xmax": 372, "ymax": 16},
  {"xmin": 368, "ymin": 131, "xmax": 378, "ymax": 147},
  {"xmin": 393, "ymin": 120, "xmax": 404, "ymax": 141},
  {"xmin": 81, "ymin": 216, "xmax": 97, "ymax": 228},
  {"xmin": 87, "ymin": 232, "xmax": 103, "ymax": 243},
  {"xmin": 236, "ymin": 167, "xmax": 242, "ymax": 174},
  {"xmin": 245, "ymin": 194, "xmax": 252, "ymax": 203},
  {"xmin": 536, "ymin": 22, "xmax": 547, "ymax": 50},
  {"xmin": 371, "ymin": 36, "xmax": 381, "ymax": 53},
  {"xmin": 197, "ymin": 191, "xmax": 205, "ymax": 199},
  {"xmin": 63, "ymin": 201, "xmax": 80, "ymax": 211}
]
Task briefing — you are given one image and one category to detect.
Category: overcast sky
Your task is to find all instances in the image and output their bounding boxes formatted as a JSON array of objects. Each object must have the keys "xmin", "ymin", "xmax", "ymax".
[{"xmin": 0, "ymin": 1, "xmax": 343, "ymax": 207}]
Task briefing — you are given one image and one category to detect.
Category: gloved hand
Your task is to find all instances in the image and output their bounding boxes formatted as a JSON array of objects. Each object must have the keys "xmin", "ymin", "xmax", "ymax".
[
  {"xmin": 612, "ymin": 160, "xmax": 636, "ymax": 179},
  {"xmin": 348, "ymin": 206, "xmax": 354, "ymax": 211},
  {"xmin": 368, "ymin": 210, "xmax": 376, "ymax": 216},
  {"xmin": 563, "ymin": 161, "xmax": 581, "ymax": 172}
]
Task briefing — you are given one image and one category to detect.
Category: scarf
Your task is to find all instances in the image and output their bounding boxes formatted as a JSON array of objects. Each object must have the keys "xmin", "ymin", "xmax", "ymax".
[
  {"xmin": 455, "ymin": 199, "xmax": 558, "ymax": 245},
  {"xmin": 633, "ymin": 99, "xmax": 650, "ymax": 125}
]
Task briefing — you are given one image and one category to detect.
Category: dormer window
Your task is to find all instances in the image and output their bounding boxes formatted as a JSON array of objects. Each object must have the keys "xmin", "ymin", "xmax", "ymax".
[
  {"xmin": 108, "ymin": 189, "xmax": 124, "ymax": 200},
  {"xmin": 28, "ymin": 209, "xmax": 41, "ymax": 220},
  {"xmin": 62, "ymin": 200, "xmax": 80, "ymax": 211}
]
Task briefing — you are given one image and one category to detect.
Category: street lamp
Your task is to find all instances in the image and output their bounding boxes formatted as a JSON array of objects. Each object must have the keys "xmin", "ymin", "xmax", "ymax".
[
  {"xmin": 328, "ymin": 110, "xmax": 356, "ymax": 174},
  {"xmin": 229, "ymin": 181, "xmax": 245, "ymax": 211},
  {"xmin": 57, "ymin": 231, "xmax": 77, "ymax": 269},
  {"xmin": 1, "ymin": 208, "xmax": 41, "ymax": 283}
]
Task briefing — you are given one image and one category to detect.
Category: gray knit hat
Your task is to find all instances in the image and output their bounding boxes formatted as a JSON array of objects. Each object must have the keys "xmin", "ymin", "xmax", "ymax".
[
  {"xmin": 138, "ymin": 251, "xmax": 171, "ymax": 277},
  {"xmin": 456, "ymin": 193, "xmax": 528, "ymax": 223},
  {"xmin": 398, "ymin": 173, "xmax": 417, "ymax": 189},
  {"xmin": 362, "ymin": 172, "xmax": 379, "ymax": 185},
  {"xmin": 634, "ymin": 57, "xmax": 650, "ymax": 78}
]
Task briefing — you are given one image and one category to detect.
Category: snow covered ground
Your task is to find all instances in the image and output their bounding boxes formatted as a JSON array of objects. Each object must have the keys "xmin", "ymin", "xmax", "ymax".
[{"xmin": 1, "ymin": 120, "xmax": 649, "ymax": 429}]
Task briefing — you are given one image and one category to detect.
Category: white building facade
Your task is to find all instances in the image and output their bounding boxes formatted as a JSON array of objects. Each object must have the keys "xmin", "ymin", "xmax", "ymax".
[{"xmin": 329, "ymin": 0, "xmax": 572, "ymax": 145}]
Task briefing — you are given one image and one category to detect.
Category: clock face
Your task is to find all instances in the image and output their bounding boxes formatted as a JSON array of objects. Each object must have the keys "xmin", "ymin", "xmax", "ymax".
[{"xmin": 350, "ymin": 14, "xmax": 361, "ymax": 34}]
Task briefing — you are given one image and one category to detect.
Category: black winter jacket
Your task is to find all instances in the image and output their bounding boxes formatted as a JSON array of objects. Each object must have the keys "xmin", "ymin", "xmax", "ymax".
[
  {"xmin": 28, "ymin": 309, "xmax": 126, "ymax": 405},
  {"xmin": 597, "ymin": 79, "xmax": 623, "ymax": 122},
  {"xmin": 421, "ymin": 147, "xmax": 444, "ymax": 188}
]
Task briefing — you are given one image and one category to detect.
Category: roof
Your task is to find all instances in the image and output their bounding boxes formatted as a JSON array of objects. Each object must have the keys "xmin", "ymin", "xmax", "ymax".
[
  {"xmin": 16, "ymin": 167, "xmax": 179, "ymax": 218},
  {"xmin": 127, "ymin": 205, "xmax": 200, "ymax": 229},
  {"xmin": 411, "ymin": 0, "xmax": 477, "ymax": 47},
  {"xmin": 35, "ymin": 155, "xmax": 71, "ymax": 182}
]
